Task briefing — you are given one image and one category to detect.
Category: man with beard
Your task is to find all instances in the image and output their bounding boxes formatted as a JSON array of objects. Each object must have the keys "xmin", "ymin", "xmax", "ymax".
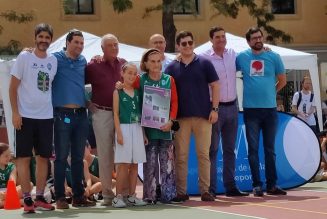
[
  {"xmin": 9, "ymin": 23, "xmax": 57, "ymax": 213},
  {"xmin": 236, "ymin": 27, "xmax": 287, "ymax": 197}
]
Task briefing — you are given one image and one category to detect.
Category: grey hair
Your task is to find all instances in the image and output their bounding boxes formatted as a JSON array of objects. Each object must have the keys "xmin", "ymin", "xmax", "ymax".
[{"xmin": 101, "ymin": 34, "xmax": 118, "ymax": 47}]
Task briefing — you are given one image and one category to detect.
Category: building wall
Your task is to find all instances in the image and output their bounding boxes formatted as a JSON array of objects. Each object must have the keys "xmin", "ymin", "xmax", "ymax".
[{"xmin": 1, "ymin": 0, "xmax": 327, "ymax": 48}]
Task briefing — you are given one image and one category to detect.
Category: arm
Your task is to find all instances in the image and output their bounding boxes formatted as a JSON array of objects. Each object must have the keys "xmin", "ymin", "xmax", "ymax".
[
  {"xmin": 9, "ymin": 166, "xmax": 18, "ymax": 184},
  {"xmin": 113, "ymin": 90, "xmax": 123, "ymax": 145},
  {"xmin": 291, "ymin": 104, "xmax": 305, "ymax": 117},
  {"xmin": 276, "ymin": 74, "xmax": 287, "ymax": 92},
  {"xmin": 209, "ymin": 80, "xmax": 220, "ymax": 124},
  {"xmin": 9, "ymin": 76, "xmax": 22, "ymax": 130}
]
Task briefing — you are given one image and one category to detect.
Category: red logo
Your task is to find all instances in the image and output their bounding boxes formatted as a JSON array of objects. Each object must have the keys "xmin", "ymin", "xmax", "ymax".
[{"xmin": 252, "ymin": 61, "xmax": 263, "ymax": 71}]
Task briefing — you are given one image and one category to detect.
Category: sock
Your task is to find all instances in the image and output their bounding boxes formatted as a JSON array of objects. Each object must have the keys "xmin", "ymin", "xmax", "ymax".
[
  {"xmin": 23, "ymin": 192, "xmax": 31, "ymax": 200},
  {"xmin": 36, "ymin": 190, "xmax": 44, "ymax": 200}
]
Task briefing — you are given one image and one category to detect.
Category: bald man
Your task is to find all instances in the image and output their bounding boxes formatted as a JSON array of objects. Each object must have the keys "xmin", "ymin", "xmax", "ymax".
[
  {"xmin": 85, "ymin": 34, "xmax": 127, "ymax": 206},
  {"xmin": 148, "ymin": 34, "xmax": 172, "ymax": 72}
]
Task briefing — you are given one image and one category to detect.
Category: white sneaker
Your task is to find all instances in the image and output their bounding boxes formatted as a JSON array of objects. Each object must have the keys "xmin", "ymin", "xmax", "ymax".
[
  {"xmin": 112, "ymin": 195, "xmax": 127, "ymax": 208},
  {"xmin": 127, "ymin": 194, "xmax": 147, "ymax": 206}
]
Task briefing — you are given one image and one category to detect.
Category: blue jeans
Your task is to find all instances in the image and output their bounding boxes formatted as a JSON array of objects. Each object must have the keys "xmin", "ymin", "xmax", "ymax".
[
  {"xmin": 54, "ymin": 108, "xmax": 89, "ymax": 199},
  {"xmin": 243, "ymin": 108, "xmax": 278, "ymax": 189},
  {"xmin": 209, "ymin": 103, "xmax": 238, "ymax": 194}
]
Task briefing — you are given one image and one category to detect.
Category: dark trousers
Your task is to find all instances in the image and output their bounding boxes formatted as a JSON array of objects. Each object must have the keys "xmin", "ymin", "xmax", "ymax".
[{"xmin": 243, "ymin": 108, "xmax": 278, "ymax": 189}]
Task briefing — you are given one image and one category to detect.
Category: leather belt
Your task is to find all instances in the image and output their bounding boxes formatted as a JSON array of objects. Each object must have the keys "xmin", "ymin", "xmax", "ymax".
[
  {"xmin": 55, "ymin": 107, "xmax": 86, "ymax": 114},
  {"xmin": 219, "ymin": 99, "xmax": 236, "ymax": 106},
  {"xmin": 95, "ymin": 105, "xmax": 112, "ymax": 111}
]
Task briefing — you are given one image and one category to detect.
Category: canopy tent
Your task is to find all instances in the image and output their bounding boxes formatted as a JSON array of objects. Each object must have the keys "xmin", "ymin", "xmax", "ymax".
[
  {"xmin": 0, "ymin": 31, "xmax": 174, "ymax": 149},
  {"xmin": 194, "ymin": 33, "xmax": 322, "ymax": 130}
]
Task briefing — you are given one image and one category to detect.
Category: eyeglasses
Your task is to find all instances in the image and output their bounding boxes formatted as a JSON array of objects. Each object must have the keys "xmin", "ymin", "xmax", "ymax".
[
  {"xmin": 250, "ymin": 36, "xmax": 263, "ymax": 41},
  {"xmin": 180, "ymin": 41, "xmax": 193, "ymax": 47}
]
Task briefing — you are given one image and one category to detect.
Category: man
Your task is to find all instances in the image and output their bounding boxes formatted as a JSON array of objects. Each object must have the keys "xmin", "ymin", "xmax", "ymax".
[
  {"xmin": 200, "ymin": 26, "xmax": 249, "ymax": 197},
  {"xmin": 86, "ymin": 34, "xmax": 126, "ymax": 206},
  {"xmin": 52, "ymin": 30, "xmax": 95, "ymax": 208},
  {"xmin": 292, "ymin": 76, "xmax": 317, "ymax": 132},
  {"xmin": 9, "ymin": 23, "xmax": 57, "ymax": 213},
  {"xmin": 236, "ymin": 27, "xmax": 287, "ymax": 196},
  {"xmin": 165, "ymin": 31, "xmax": 219, "ymax": 202},
  {"xmin": 148, "ymin": 34, "xmax": 172, "ymax": 72}
]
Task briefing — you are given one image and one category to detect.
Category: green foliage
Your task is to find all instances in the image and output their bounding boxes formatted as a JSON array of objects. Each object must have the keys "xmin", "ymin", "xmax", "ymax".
[
  {"xmin": 0, "ymin": 40, "xmax": 22, "ymax": 55},
  {"xmin": 210, "ymin": 0, "xmax": 293, "ymax": 44},
  {"xmin": 63, "ymin": 0, "xmax": 76, "ymax": 15},
  {"xmin": 111, "ymin": 0, "xmax": 133, "ymax": 14}
]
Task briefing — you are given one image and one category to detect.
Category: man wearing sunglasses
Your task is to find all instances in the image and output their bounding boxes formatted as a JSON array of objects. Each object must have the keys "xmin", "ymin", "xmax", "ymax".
[
  {"xmin": 165, "ymin": 31, "xmax": 219, "ymax": 202},
  {"xmin": 200, "ymin": 26, "xmax": 249, "ymax": 199}
]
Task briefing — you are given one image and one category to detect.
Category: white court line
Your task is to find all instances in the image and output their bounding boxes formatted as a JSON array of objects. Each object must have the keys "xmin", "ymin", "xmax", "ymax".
[
  {"xmin": 300, "ymin": 189, "xmax": 327, "ymax": 193},
  {"xmin": 170, "ymin": 204, "xmax": 267, "ymax": 219}
]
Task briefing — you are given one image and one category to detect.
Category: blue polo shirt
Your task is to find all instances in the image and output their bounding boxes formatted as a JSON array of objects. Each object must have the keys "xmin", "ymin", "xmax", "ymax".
[
  {"xmin": 165, "ymin": 55, "xmax": 219, "ymax": 119},
  {"xmin": 52, "ymin": 50, "xmax": 87, "ymax": 107},
  {"xmin": 236, "ymin": 49, "xmax": 285, "ymax": 108}
]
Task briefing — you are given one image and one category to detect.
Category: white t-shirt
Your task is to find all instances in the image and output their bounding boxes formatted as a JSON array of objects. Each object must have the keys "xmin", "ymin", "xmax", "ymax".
[
  {"xmin": 10, "ymin": 51, "xmax": 57, "ymax": 119},
  {"xmin": 292, "ymin": 91, "xmax": 316, "ymax": 126}
]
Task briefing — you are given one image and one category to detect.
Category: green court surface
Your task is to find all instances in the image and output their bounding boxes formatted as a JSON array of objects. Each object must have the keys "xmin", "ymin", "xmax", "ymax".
[{"xmin": 1, "ymin": 181, "xmax": 326, "ymax": 219}]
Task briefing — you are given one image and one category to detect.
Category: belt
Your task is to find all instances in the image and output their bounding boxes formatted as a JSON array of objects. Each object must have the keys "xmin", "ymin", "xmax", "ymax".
[
  {"xmin": 95, "ymin": 105, "xmax": 112, "ymax": 111},
  {"xmin": 55, "ymin": 107, "xmax": 86, "ymax": 114},
  {"xmin": 219, "ymin": 99, "xmax": 236, "ymax": 106}
]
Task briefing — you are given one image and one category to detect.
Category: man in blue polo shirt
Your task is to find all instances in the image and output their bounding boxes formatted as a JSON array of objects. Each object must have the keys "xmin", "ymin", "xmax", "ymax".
[
  {"xmin": 52, "ymin": 30, "xmax": 95, "ymax": 209},
  {"xmin": 236, "ymin": 27, "xmax": 287, "ymax": 197},
  {"xmin": 165, "ymin": 31, "xmax": 219, "ymax": 202}
]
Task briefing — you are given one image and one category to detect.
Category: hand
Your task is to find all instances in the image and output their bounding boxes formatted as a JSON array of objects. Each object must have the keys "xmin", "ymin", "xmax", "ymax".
[
  {"xmin": 91, "ymin": 55, "xmax": 103, "ymax": 63},
  {"xmin": 160, "ymin": 120, "xmax": 173, "ymax": 132},
  {"xmin": 143, "ymin": 135, "xmax": 148, "ymax": 146},
  {"xmin": 209, "ymin": 111, "xmax": 218, "ymax": 124},
  {"xmin": 263, "ymin": 46, "xmax": 271, "ymax": 52},
  {"xmin": 115, "ymin": 81, "xmax": 124, "ymax": 90},
  {"xmin": 12, "ymin": 112, "xmax": 22, "ymax": 130},
  {"xmin": 22, "ymin": 47, "xmax": 33, "ymax": 53},
  {"xmin": 84, "ymin": 187, "xmax": 91, "ymax": 197},
  {"xmin": 175, "ymin": 53, "xmax": 182, "ymax": 61},
  {"xmin": 0, "ymin": 191, "xmax": 5, "ymax": 199},
  {"xmin": 117, "ymin": 131, "xmax": 124, "ymax": 145},
  {"xmin": 87, "ymin": 102, "xmax": 98, "ymax": 113},
  {"xmin": 65, "ymin": 186, "xmax": 72, "ymax": 196}
]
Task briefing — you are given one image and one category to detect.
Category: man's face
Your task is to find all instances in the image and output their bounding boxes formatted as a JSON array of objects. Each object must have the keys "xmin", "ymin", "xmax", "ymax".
[
  {"xmin": 66, "ymin": 35, "xmax": 84, "ymax": 57},
  {"xmin": 211, "ymin": 30, "xmax": 226, "ymax": 50},
  {"xmin": 149, "ymin": 35, "xmax": 166, "ymax": 53},
  {"xmin": 248, "ymin": 31, "xmax": 264, "ymax": 51},
  {"xmin": 102, "ymin": 38, "xmax": 119, "ymax": 59},
  {"xmin": 177, "ymin": 36, "xmax": 194, "ymax": 56},
  {"xmin": 35, "ymin": 31, "xmax": 52, "ymax": 52}
]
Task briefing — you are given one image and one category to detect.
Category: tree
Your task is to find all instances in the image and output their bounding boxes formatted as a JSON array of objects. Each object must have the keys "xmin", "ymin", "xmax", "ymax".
[
  {"xmin": 107, "ymin": 0, "xmax": 292, "ymax": 52},
  {"xmin": 0, "ymin": 10, "xmax": 34, "ymax": 55}
]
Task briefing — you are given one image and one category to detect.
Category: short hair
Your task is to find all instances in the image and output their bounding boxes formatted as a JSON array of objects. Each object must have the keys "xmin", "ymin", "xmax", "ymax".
[
  {"xmin": 209, "ymin": 26, "xmax": 225, "ymax": 39},
  {"xmin": 245, "ymin": 27, "xmax": 263, "ymax": 41},
  {"xmin": 0, "ymin": 143, "xmax": 9, "ymax": 156},
  {"xmin": 35, "ymin": 23, "xmax": 53, "ymax": 39},
  {"xmin": 64, "ymin": 29, "xmax": 83, "ymax": 50},
  {"xmin": 101, "ymin": 34, "xmax": 118, "ymax": 47},
  {"xmin": 176, "ymin": 31, "xmax": 193, "ymax": 45},
  {"xmin": 140, "ymin": 48, "xmax": 161, "ymax": 72}
]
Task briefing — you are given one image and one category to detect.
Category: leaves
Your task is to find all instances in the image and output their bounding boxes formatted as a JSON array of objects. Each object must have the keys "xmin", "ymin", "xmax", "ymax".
[
  {"xmin": 0, "ymin": 10, "xmax": 34, "ymax": 23},
  {"xmin": 111, "ymin": 0, "xmax": 133, "ymax": 13}
]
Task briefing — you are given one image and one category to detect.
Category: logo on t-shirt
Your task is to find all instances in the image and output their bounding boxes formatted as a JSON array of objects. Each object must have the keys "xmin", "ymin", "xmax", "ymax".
[
  {"xmin": 250, "ymin": 60, "xmax": 264, "ymax": 76},
  {"xmin": 47, "ymin": 63, "xmax": 52, "ymax": 71},
  {"xmin": 37, "ymin": 71, "xmax": 50, "ymax": 92}
]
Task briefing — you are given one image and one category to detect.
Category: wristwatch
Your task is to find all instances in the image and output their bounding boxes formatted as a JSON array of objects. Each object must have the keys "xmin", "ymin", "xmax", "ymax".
[{"xmin": 212, "ymin": 107, "xmax": 219, "ymax": 112}]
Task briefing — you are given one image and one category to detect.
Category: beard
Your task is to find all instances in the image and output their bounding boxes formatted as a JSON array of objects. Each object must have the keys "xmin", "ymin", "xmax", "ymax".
[
  {"xmin": 250, "ymin": 42, "xmax": 263, "ymax": 51},
  {"xmin": 36, "ymin": 42, "xmax": 50, "ymax": 51}
]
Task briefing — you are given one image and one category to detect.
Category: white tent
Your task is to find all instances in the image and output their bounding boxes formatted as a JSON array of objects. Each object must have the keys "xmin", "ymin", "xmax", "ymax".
[
  {"xmin": 0, "ymin": 31, "xmax": 174, "ymax": 149},
  {"xmin": 194, "ymin": 33, "xmax": 322, "ymax": 130}
]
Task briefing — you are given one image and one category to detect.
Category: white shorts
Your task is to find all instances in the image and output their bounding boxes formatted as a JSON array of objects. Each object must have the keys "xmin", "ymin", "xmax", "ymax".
[{"xmin": 114, "ymin": 123, "xmax": 146, "ymax": 164}]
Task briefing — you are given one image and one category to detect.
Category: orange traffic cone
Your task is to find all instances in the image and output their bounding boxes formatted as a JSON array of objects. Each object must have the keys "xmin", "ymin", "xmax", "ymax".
[{"xmin": 4, "ymin": 180, "xmax": 21, "ymax": 210}]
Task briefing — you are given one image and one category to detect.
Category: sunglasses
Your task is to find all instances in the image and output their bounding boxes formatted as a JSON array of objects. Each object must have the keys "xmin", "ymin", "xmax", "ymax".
[{"xmin": 180, "ymin": 40, "xmax": 193, "ymax": 47}]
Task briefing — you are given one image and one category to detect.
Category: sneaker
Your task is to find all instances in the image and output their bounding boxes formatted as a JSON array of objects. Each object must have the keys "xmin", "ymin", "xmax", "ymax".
[
  {"xmin": 56, "ymin": 198, "xmax": 69, "ymax": 209},
  {"xmin": 170, "ymin": 196, "xmax": 184, "ymax": 204},
  {"xmin": 23, "ymin": 197, "xmax": 35, "ymax": 214},
  {"xmin": 112, "ymin": 195, "xmax": 127, "ymax": 208},
  {"xmin": 72, "ymin": 196, "xmax": 96, "ymax": 207},
  {"xmin": 101, "ymin": 197, "xmax": 113, "ymax": 206},
  {"xmin": 127, "ymin": 194, "xmax": 147, "ymax": 206},
  {"xmin": 266, "ymin": 186, "xmax": 287, "ymax": 195},
  {"xmin": 35, "ymin": 196, "xmax": 55, "ymax": 211},
  {"xmin": 88, "ymin": 195, "xmax": 97, "ymax": 202},
  {"xmin": 176, "ymin": 193, "xmax": 189, "ymax": 201},
  {"xmin": 253, "ymin": 186, "xmax": 264, "ymax": 197},
  {"xmin": 201, "ymin": 192, "xmax": 215, "ymax": 201}
]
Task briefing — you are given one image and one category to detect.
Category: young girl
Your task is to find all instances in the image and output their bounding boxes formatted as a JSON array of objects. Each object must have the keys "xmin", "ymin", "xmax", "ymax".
[
  {"xmin": 112, "ymin": 63, "xmax": 147, "ymax": 208},
  {"xmin": 0, "ymin": 143, "xmax": 22, "ymax": 208}
]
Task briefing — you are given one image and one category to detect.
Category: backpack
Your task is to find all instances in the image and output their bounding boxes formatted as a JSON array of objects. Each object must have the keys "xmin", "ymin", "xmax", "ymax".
[{"xmin": 296, "ymin": 92, "xmax": 314, "ymax": 109}]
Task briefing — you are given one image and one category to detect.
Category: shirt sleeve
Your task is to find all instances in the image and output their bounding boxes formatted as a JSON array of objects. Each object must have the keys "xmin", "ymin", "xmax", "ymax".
[
  {"xmin": 205, "ymin": 59, "xmax": 219, "ymax": 83},
  {"xmin": 291, "ymin": 92, "xmax": 299, "ymax": 106},
  {"xmin": 274, "ymin": 53, "xmax": 285, "ymax": 75},
  {"xmin": 10, "ymin": 52, "xmax": 26, "ymax": 80},
  {"xmin": 133, "ymin": 75, "xmax": 141, "ymax": 89},
  {"xmin": 169, "ymin": 76, "xmax": 178, "ymax": 120}
]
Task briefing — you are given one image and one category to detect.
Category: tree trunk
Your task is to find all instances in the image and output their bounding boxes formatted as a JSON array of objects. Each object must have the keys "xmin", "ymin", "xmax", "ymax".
[{"xmin": 162, "ymin": 0, "xmax": 176, "ymax": 53}]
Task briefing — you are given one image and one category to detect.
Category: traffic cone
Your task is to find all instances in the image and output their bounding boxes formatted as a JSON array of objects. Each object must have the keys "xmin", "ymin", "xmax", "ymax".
[{"xmin": 4, "ymin": 180, "xmax": 21, "ymax": 210}]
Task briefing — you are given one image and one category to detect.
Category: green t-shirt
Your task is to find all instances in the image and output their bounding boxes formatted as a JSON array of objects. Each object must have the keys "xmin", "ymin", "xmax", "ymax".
[
  {"xmin": 88, "ymin": 156, "xmax": 99, "ymax": 178},
  {"xmin": 118, "ymin": 89, "xmax": 141, "ymax": 124},
  {"xmin": 0, "ymin": 162, "xmax": 15, "ymax": 188},
  {"xmin": 140, "ymin": 73, "xmax": 172, "ymax": 140}
]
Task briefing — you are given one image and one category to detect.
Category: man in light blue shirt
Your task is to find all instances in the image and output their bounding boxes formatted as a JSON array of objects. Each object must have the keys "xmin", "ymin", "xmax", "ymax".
[{"xmin": 236, "ymin": 27, "xmax": 287, "ymax": 197}]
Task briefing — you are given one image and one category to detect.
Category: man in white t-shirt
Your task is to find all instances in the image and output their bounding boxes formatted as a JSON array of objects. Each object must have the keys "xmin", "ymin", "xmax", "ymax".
[
  {"xmin": 292, "ymin": 76, "xmax": 317, "ymax": 132},
  {"xmin": 9, "ymin": 23, "xmax": 57, "ymax": 213}
]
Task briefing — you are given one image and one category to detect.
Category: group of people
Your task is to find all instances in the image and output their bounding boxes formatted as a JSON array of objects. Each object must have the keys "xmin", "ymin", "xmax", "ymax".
[{"xmin": 1, "ymin": 22, "xmax": 289, "ymax": 213}]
